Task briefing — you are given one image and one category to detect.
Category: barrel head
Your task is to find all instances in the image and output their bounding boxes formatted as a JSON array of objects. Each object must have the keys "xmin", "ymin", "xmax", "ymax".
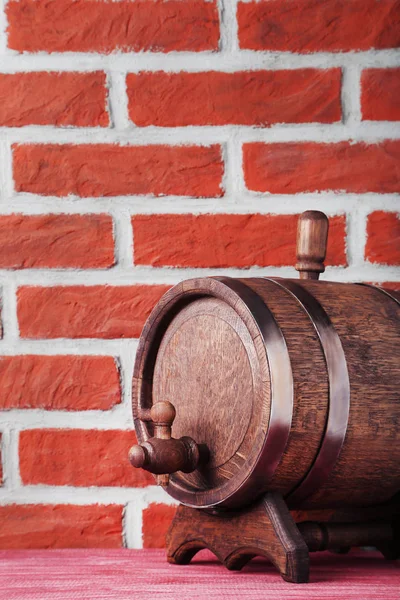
[{"xmin": 132, "ymin": 277, "xmax": 286, "ymax": 509}]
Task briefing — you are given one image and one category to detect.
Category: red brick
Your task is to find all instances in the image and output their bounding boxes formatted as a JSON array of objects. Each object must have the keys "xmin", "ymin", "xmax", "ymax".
[
  {"xmin": 243, "ymin": 141, "xmax": 400, "ymax": 194},
  {"xmin": 17, "ymin": 285, "xmax": 169, "ymax": 339},
  {"xmin": 127, "ymin": 69, "xmax": 341, "ymax": 126},
  {"xmin": 0, "ymin": 504, "xmax": 123, "ymax": 548},
  {"xmin": 0, "ymin": 356, "xmax": 120, "ymax": 410},
  {"xmin": 0, "ymin": 214, "xmax": 114, "ymax": 269},
  {"xmin": 0, "ymin": 72, "xmax": 108, "ymax": 127},
  {"xmin": 19, "ymin": 429, "xmax": 154, "ymax": 487},
  {"xmin": 143, "ymin": 503, "xmax": 177, "ymax": 548},
  {"xmin": 376, "ymin": 282, "xmax": 400, "ymax": 292},
  {"xmin": 132, "ymin": 214, "xmax": 346, "ymax": 268},
  {"xmin": 365, "ymin": 211, "xmax": 400, "ymax": 266},
  {"xmin": 362, "ymin": 68, "xmax": 400, "ymax": 121},
  {"xmin": 238, "ymin": 0, "xmax": 400, "ymax": 52},
  {"xmin": 13, "ymin": 144, "xmax": 223, "ymax": 198},
  {"xmin": 0, "ymin": 433, "xmax": 2, "ymax": 486},
  {"xmin": 7, "ymin": 0, "xmax": 219, "ymax": 53}
]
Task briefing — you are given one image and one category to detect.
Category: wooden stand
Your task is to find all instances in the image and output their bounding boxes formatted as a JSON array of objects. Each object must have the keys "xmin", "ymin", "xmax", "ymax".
[{"xmin": 167, "ymin": 493, "xmax": 400, "ymax": 583}]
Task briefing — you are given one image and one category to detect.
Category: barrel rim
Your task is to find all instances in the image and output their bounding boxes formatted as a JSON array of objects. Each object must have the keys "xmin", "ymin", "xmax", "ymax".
[{"xmin": 132, "ymin": 276, "xmax": 293, "ymax": 509}]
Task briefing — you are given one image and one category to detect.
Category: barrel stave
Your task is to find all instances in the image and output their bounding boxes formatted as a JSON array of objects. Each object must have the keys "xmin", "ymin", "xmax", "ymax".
[{"xmin": 291, "ymin": 280, "xmax": 400, "ymax": 508}]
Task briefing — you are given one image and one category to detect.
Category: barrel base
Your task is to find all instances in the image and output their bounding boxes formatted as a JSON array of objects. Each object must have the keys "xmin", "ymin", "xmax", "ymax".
[{"xmin": 166, "ymin": 492, "xmax": 310, "ymax": 583}]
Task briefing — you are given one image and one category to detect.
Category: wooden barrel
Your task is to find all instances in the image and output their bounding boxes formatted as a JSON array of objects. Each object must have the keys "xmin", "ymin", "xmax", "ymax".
[{"xmin": 132, "ymin": 277, "xmax": 400, "ymax": 510}]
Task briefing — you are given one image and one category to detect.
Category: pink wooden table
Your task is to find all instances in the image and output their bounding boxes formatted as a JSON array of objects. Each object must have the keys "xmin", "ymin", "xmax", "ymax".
[{"xmin": 0, "ymin": 549, "xmax": 398, "ymax": 599}]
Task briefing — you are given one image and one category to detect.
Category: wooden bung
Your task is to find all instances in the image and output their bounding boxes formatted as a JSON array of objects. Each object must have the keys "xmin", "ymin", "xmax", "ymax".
[
  {"xmin": 128, "ymin": 210, "xmax": 400, "ymax": 583},
  {"xmin": 296, "ymin": 210, "xmax": 329, "ymax": 280}
]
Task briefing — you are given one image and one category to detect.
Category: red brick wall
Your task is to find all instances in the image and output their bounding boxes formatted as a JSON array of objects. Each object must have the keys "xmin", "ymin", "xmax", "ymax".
[{"xmin": 0, "ymin": 0, "xmax": 399, "ymax": 549}]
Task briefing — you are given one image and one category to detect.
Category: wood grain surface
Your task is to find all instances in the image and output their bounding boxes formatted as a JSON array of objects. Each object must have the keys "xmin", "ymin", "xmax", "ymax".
[{"xmin": 132, "ymin": 276, "xmax": 400, "ymax": 510}]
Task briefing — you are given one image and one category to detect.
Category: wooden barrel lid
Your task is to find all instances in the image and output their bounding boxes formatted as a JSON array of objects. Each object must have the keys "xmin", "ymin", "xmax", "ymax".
[{"xmin": 132, "ymin": 277, "xmax": 293, "ymax": 508}]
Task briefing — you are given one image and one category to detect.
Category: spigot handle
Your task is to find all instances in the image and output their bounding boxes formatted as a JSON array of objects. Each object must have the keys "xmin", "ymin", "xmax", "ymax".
[
  {"xmin": 129, "ymin": 401, "xmax": 207, "ymax": 487},
  {"xmin": 151, "ymin": 401, "xmax": 175, "ymax": 486}
]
